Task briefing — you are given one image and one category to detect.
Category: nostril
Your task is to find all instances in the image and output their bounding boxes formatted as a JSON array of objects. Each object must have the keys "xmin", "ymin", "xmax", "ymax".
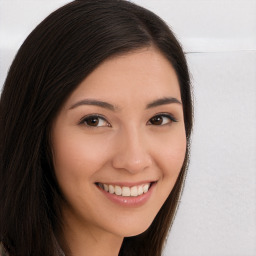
[{"xmin": 112, "ymin": 154, "xmax": 152, "ymax": 174}]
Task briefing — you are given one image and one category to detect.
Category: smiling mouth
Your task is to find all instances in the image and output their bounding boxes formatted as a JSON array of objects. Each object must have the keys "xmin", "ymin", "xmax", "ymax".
[{"xmin": 95, "ymin": 182, "xmax": 155, "ymax": 197}]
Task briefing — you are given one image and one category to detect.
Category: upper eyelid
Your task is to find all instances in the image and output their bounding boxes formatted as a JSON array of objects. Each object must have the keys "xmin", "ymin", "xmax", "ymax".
[{"xmin": 149, "ymin": 112, "xmax": 178, "ymax": 121}]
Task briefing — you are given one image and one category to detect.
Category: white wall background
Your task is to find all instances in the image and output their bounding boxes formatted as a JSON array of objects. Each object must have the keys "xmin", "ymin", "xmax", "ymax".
[{"xmin": 0, "ymin": 1, "xmax": 255, "ymax": 255}]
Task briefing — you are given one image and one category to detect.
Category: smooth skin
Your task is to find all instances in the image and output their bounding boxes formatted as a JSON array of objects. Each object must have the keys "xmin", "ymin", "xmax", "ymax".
[{"xmin": 51, "ymin": 47, "xmax": 187, "ymax": 256}]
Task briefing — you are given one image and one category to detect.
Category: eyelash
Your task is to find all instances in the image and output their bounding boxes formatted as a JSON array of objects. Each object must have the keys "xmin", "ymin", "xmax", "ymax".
[
  {"xmin": 79, "ymin": 113, "xmax": 177, "ymax": 128},
  {"xmin": 147, "ymin": 113, "xmax": 178, "ymax": 126},
  {"xmin": 79, "ymin": 114, "xmax": 111, "ymax": 128}
]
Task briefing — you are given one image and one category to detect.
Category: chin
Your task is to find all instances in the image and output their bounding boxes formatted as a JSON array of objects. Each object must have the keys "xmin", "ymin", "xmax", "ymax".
[{"xmin": 111, "ymin": 215, "xmax": 155, "ymax": 238}]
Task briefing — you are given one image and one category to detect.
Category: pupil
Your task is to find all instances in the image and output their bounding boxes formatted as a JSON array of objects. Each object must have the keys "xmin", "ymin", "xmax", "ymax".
[
  {"xmin": 151, "ymin": 116, "xmax": 163, "ymax": 125},
  {"xmin": 87, "ymin": 117, "xmax": 99, "ymax": 126}
]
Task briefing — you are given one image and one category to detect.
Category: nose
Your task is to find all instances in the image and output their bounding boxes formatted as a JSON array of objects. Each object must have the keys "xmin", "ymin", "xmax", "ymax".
[{"xmin": 111, "ymin": 127, "xmax": 152, "ymax": 174}]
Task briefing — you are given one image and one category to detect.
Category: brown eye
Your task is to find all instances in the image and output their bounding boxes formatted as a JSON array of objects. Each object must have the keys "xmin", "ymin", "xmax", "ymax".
[
  {"xmin": 148, "ymin": 114, "xmax": 177, "ymax": 126},
  {"xmin": 85, "ymin": 117, "xmax": 100, "ymax": 126},
  {"xmin": 150, "ymin": 116, "xmax": 164, "ymax": 125},
  {"xmin": 81, "ymin": 115, "xmax": 110, "ymax": 127}
]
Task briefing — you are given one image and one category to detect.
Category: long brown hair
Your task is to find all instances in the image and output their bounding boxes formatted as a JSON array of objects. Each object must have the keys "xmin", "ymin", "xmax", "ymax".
[{"xmin": 0, "ymin": 1, "xmax": 193, "ymax": 255}]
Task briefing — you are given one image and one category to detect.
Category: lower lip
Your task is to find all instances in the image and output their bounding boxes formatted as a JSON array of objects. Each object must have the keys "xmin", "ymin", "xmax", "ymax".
[{"xmin": 96, "ymin": 182, "xmax": 156, "ymax": 207}]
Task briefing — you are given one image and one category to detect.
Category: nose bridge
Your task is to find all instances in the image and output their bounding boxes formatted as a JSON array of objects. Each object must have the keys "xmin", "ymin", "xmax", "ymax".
[{"xmin": 112, "ymin": 124, "xmax": 152, "ymax": 173}]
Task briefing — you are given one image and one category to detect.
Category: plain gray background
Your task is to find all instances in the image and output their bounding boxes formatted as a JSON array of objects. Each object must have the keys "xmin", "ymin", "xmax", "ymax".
[{"xmin": 0, "ymin": 1, "xmax": 255, "ymax": 255}]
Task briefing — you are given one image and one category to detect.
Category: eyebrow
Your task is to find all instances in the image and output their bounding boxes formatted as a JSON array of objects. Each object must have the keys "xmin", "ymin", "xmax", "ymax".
[
  {"xmin": 69, "ymin": 99, "xmax": 118, "ymax": 111},
  {"xmin": 146, "ymin": 97, "xmax": 182, "ymax": 109},
  {"xmin": 69, "ymin": 97, "xmax": 182, "ymax": 111}
]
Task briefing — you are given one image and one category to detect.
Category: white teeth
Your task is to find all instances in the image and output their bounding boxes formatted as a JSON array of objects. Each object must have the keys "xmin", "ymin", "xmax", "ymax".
[
  {"xmin": 98, "ymin": 182, "xmax": 152, "ymax": 197},
  {"xmin": 103, "ymin": 184, "xmax": 109, "ymax": 192},
  {"xmin": 109, "ymin": 185, "xmax": 115, "ymax": 194},
  {"xmin": 138, "ymin": 186, "xmax": 143, "ymax": 195},
  {"xmin": 130, "ymin": 186, "xmax": 138, "ymax": 197},
  {"xmin": 122, "ymin": 187, "xmax": 131, "ymax": 196},
  {"xmin": 143, "ymin": 184, "xmax": 150, "ymax": 193},
  {"xmin": 115, "ymin": 185, "xmax": 122, "ymax": 196}
]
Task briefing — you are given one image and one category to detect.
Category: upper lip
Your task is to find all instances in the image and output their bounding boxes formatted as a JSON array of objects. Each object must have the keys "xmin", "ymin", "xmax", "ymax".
[{"xmin": 95, "ymin": 180, "xmax": 157, "ymax": 187}]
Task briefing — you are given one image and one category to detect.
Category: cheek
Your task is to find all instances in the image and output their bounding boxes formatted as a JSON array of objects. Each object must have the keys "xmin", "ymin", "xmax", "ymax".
[
  {"xmin": 153, "ymin": 128, "xmax": 187, "ymax": 178},
  {"xmin": 152, "ymin": 130, "xmax": 186, "ymax": 210},
  {"xmin": 52, "ymin": 129, "xmax": 112, "ymax": 186}
]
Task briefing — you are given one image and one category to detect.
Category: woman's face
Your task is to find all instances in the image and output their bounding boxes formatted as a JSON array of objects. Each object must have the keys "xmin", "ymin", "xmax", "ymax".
[{"xmin": 51, "ymin": 47, "xmax": 186, "ymax": 238}]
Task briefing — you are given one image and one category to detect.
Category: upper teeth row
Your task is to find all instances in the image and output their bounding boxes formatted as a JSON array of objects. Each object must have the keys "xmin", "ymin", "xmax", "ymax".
[{"xmin": 98, "ymin": 183, "xmax": 150, "ymax": 197}]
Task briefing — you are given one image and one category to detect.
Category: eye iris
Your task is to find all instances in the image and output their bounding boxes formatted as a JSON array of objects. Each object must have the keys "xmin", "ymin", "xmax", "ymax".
[
  {"xmin": 151, "ymin": 116, "xmax": 163, "ymax": 125},
  {"xmin": 86, "ymin": 117, "xmax": 99, "ymax": 126}
]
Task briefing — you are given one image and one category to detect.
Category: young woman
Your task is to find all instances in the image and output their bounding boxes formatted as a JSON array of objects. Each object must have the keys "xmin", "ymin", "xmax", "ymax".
[{"xmin": 0, "ymin": 1, "xmax": 193, "ymax": 255}]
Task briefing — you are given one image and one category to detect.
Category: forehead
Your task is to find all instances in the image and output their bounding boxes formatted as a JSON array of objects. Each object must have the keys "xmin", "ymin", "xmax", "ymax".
[{"xmin": 65, "ymin": 47, "xmax": 181, "ymax": 108}]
